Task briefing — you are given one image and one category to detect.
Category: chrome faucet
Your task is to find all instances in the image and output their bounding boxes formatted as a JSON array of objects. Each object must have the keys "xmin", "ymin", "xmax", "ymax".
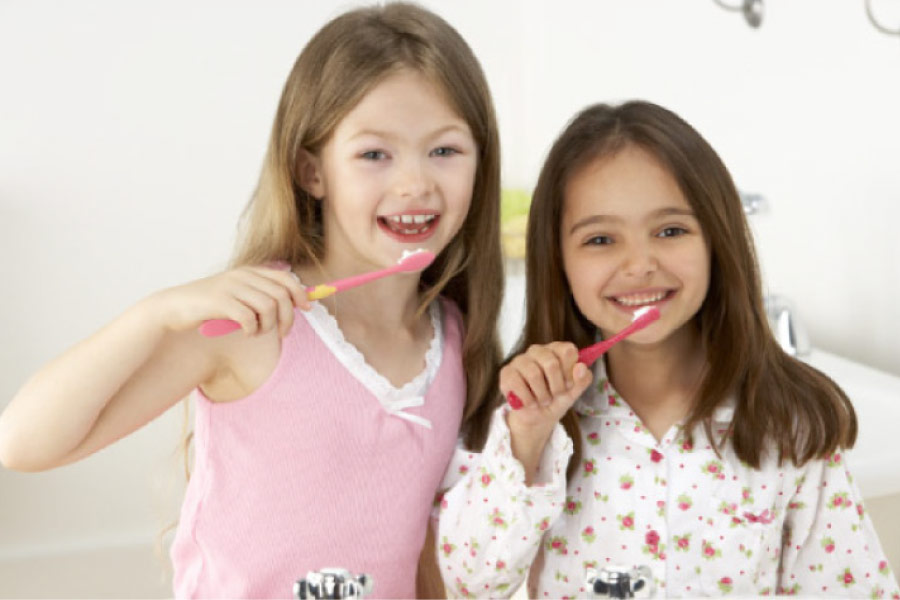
[
  {"xmin": 765, "ymin": 294, "xmax": 811, "ymax": 357},
  {"xmin": 294, "ymin": 569, "xmax": 372, "ymax": 599},
  {"xmin": 586, "ymin": 566, "xmax": 654, "ymax": 598}
]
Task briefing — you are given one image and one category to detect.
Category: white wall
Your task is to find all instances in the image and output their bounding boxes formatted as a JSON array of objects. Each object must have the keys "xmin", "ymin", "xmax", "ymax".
[{"xmin": 1, "ymin": 0, "xmax": 899, "ymax": 586}]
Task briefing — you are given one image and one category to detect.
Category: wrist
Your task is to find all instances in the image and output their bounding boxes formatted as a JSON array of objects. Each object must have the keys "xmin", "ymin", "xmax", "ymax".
[{"xmin": 505, "ymin": 411, "xmax": 555, "ymax": 485}]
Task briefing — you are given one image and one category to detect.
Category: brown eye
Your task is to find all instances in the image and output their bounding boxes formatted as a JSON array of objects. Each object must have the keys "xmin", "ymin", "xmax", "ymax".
[{"xmin": 658, "ymin": 227, "xmax": 687, "ymax": 238}]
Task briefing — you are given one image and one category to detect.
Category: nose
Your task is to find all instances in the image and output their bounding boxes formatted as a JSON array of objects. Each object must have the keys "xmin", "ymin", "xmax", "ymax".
[
  {"xmin": 393, "ymin": 156, "xmax": 434, "ymax": 199},
  {"xmin": 620, "ymin": 240, "xmax": 658, "ymax": 278}
]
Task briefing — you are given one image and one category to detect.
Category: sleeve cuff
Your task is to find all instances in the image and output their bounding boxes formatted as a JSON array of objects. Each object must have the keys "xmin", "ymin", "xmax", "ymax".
[{"xmin": 482, "ymin": 404, "xmax": 574, "ymax": 500}]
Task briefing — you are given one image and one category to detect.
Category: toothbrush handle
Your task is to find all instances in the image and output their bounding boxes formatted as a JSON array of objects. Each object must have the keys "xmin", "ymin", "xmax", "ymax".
[
  {"xmin": 198, "ymin": 319, "xmax": 242, "ymax": 337},
  {"xmin": 197, "ymin": 282, "xmax": 343, "ymax": 337}
]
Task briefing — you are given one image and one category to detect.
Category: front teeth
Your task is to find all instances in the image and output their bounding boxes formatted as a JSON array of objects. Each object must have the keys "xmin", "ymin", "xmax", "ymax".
[
  {"xmin": 389, "ymin": 214, "xmax": 435, "ymax": 225},
  {"xmin": 383, "ymin": 213, "xmax": 437, "ymax": 235},
  {"xmin": 615, "ymin": 291, "xmax": 667, "ymax": 307}
]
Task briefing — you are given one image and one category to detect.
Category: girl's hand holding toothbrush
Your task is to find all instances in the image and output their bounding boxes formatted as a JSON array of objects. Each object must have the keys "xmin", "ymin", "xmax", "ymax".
[
  {"xmin": 152, "ymin": 264, "xmax": 311, "ymax": 339},
  {"xmin": 499, "ymin": 342, "xmax": 593, "ymax": 484}
]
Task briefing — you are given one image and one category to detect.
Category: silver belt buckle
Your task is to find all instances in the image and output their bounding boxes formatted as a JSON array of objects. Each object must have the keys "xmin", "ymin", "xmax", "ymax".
[
  {"xmin": 293, "ymin": 568, "xmax": 373, "ymax": 599},
  {"xmin": 586, "ymin": 565, "xmax": 653, "ymax": 599}
]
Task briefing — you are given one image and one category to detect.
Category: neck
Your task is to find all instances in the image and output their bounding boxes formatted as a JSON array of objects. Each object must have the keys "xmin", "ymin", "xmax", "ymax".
[
  {"xmin": 604, "ymin": 322, "xmax": 706, "ymax": 441},
  {"xmin": 296, "ymin": 259, "xmax": 425, "ymax": 330}
]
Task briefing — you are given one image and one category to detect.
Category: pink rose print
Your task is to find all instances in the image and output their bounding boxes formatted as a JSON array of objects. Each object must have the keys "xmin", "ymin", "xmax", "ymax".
[
  {"xmin": 650, "ymin": 449, "xmax": 664, "ymax": 463},
  {"xmin": 821, "ymin": 537, "xmax": 835, "ymax": 554},
  {"xmin": 857, "ymin": 503, "xmax": 865, "ymax": 518},
  {"xmin": 702, "ymin": 460, "xmax": 726, "ymax": 479},
  {"xmin": 718, "ymin": 576, "xmax": 733, "ymax": 594},
  {"xmin": 879, "ymin": 560, "xmax": 890, "ymax": 575},
  {"xmin": 608, "ymin": 394, "xmax": 620, "ymax": 406},
  {"xmin": 547, "ymin": 535, "xmax": 569, "ymax": 555},
  {"xmin": 583, "ymin": 458, "xmax": 597, "ymax": 477},
  {"xmin": 674, "ymin": 534, "xmax": 691, "ymax": 551},
  {"xmin": 617, "ymin": 511, "xmax": 635, "ymax": 530},
  {"xmin": 837, "ymin": 567, "xmax": 855, "ymax": 588},
  {"xmin": 440, "ymin": 536, "xmax": 456, "ymax": 557},
  {"xmin": 458, "ymin": 464, "xmax": 469, "ymax": 475},
  {"xmin": 587, "ymin": 431, "xmax": 601, "ymax": 445},
  {"xmin": 453, "ymin": 577, "xmax": 473, "ymax": 599},
  {"xmin": 495, "ymin": 559, "xmax": 506, "ymax": 571},
  {"xmin": 677, "ymin": 494, "xmax": 693, "ymax": 511},
  {"xmin": 488, "ymin": 507, "xmax": 508, "ymax": 530},
  {"xmin": 536, "ymin": 516, "xmax": 551, "ymax": 532},
  {"xmin": 827, "ymin": 452, "xmax": 842, "ymax": 467},
  {"xmin": 582, "ymin": 526, "xmax": 596, "ymax": 543},
  {"xmin": 829, "ymin": 492, "xmax": 851, "ymax": 509},
  {"xmin": 741, "ymin": 486, "xmax": 754, "ymax": 505},
  {"xmin": 564, "ymin": 496, "xmax": 582, "ymax": 515},
  {"xmin": 701, "ymin": 539, "xmax": 722, "ymax": 560},
  {"xmin": 642, "ymin": 529, "xmax": 665, "ymax": 559},
  {"xmin": 480, "ymin": 472, "xmax": 492, "ymax": 487},
  {"xmin": 679, "ymin": 439, "xmax": 694, "ymax": 453},
  {"xmin": 619, "ymin": 474, "xmax": 634, "ymax": 490}
]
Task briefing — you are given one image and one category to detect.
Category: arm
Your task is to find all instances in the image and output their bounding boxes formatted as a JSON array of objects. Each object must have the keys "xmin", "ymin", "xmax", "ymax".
[
  {"xmin": 0, "ymin": 265, "xmax": 309, "ymax": 472},
  {"xmin": 779, "ymin": 454, "xmax": 900, "ymax": 597},
  {"xmin": 436, "ymin": 405, "xmax": 573, "ymax": 598}
]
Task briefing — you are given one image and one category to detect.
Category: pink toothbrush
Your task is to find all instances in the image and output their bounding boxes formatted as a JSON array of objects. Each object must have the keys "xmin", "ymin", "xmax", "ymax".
[
  {"xmin": 507, "ymin": 305, "xmax": 661, "ymax": 409},
  {"xmin": 198, "ymin": 249, "xmax": 436, "ymax": 337}
]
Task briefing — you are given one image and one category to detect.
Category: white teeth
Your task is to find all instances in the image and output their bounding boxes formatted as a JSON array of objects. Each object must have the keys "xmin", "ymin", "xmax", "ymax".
[
  {"xmin": 616, "ymin": 292, "xmax": 667, "ymax": 306},
  {"xmin": 382, "ymin": 213, "xmax": 437, "ymax": 235},
  {"xmin": 386, "ymin": 214, "xmax": 435, "ymax": 224}
]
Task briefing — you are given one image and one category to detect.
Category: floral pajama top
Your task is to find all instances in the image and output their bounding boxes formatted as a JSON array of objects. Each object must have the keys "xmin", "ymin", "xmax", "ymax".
[{"xmin": 436, "ymin": 359, "xmax": 900, "ymax": 598}]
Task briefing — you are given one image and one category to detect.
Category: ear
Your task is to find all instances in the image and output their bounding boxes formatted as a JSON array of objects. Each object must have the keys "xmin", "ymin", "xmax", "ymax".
[{"xmin": 297, "ymin": 149, "xmax": 325, "ymax": 199}]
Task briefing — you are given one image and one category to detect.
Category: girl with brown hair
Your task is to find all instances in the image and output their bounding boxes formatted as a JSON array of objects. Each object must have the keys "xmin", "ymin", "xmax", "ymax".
[
  {"xmin": 436, "ymin": 100, "xmax": 898, "ymax": 598},
  {"xmin": 0, "ymin": 3, "xmax": 502, "ymax": 597}
]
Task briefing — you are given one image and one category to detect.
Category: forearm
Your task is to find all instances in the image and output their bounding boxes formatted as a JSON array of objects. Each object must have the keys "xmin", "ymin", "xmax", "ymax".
[
  {"xmin": 506, "ymin": 412, "xmax": 554, "ymax": 486},
  {"xmin": 437, "ymin": 406, "xmax": 573, "ymax": 595},
  {"xmin": 0, "ymin": 295, "xmax": 171, "ymax": 470}
]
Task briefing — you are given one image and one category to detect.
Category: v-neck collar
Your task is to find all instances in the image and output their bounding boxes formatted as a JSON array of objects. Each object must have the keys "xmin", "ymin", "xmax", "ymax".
[{"xmin": 300, "ymin": 297, "xmax": 443, "ymax": 429}]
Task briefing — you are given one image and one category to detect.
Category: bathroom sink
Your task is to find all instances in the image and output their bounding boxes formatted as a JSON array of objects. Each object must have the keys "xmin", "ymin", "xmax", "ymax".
[{"xmin": 802, "ymin": 349, "xmax": 900, "ymax": 499}]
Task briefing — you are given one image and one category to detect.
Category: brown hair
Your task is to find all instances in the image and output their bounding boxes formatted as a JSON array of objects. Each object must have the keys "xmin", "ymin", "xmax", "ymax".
[
  {"xmin": 231, "ymin": 2, "xmax": 503, "ymax": 446},
  {"xmin": 513, "ymin": 100, "xmax": 855, "ymax": 476}
]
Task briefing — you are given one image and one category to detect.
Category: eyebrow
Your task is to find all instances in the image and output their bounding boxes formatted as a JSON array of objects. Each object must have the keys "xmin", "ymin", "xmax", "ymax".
[
  {"xmin": 347, "ymin": 124, "xmax": 471, "ymax": 142},
  {"xmin": 568, "ymin": 207, "xmax": 697, "ymax": 235}
]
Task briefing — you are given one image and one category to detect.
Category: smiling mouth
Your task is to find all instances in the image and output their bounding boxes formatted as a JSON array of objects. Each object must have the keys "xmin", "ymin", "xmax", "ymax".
[
  {"xmin": 378, "ymin": 213, "xmax": 439, "ymax": 236},
  {"xmin": 610, "ymin": 290, "xmax": 675, "ymax": 308}
]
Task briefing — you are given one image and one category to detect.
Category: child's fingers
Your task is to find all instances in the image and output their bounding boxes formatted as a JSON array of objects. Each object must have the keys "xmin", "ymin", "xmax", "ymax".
[
  {"xmin": 248, "ymin": 266, "xmax": 311, "ymax": 311},
  {"xmin": 520, "ymin": 359, "xmax": 553, "ymax": 406},
  {"xmin": 548, "ymin": 342, "xmax": 579, "ymax": 388},
  {"xmin": 499, "ymin": 366, "xmax": 536, "ymax": 410},
  {"xmin": 565, "ymin": 362, "xmax": 594, "ymax": 405}
]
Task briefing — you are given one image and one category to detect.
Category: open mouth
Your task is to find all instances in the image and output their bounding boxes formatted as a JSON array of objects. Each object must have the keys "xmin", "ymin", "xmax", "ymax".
[
  {"xmin": 610, "ymin": 289, "xmax": 675, "ymax": 309},
  {"xmin": 377, "ymin": 213, "xmax": 440, "ymax": 241}
]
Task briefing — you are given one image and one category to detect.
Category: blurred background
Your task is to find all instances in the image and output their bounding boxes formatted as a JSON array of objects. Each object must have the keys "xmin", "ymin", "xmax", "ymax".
[{"xmin": 1, "ymin": 0, "xmax": 899, "ymax": 597}]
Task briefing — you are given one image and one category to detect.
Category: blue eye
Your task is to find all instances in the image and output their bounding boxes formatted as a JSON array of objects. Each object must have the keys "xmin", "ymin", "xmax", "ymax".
[
  {"xmin": 430, "ymin": 147, "xmax": 459, "ymax": 157},
  {"xmin": 360, "ymin": 150, "xmax": 387, "ymax": 160},
  {"xmin": 585, "ymin": 235, "xmax": 613, "ymax": 246},
  {"xmin": 658, "ymin": 227, "xmax": 687, "ymax": 238}
]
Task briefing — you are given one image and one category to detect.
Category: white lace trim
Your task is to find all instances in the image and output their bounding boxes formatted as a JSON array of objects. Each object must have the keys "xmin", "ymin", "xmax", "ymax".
[{"xmin": 301, "ymin": 297, "xmax": 443, "ymax": 429}]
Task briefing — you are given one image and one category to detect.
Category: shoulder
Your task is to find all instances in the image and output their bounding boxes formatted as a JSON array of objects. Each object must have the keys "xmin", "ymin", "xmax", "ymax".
[{"xmin": 438, "ymin": 296, "xmax": 465, "ymax": 331}]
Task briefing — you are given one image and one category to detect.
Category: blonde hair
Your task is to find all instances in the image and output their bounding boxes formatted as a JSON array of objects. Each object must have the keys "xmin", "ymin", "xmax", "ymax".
[
  {"xmin": 230, "ymin": 1, "xmax": 504, "ymax": 443},
  {"xmin": 172, "ymin": 3, "xmax": 504, "ymax": 592}
]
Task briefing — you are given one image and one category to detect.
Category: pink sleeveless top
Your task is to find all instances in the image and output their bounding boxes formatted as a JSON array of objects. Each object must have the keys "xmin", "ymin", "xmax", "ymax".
[{"xmin": 170, "ymin": 298, "xmax": 466, "ymax": 599}]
